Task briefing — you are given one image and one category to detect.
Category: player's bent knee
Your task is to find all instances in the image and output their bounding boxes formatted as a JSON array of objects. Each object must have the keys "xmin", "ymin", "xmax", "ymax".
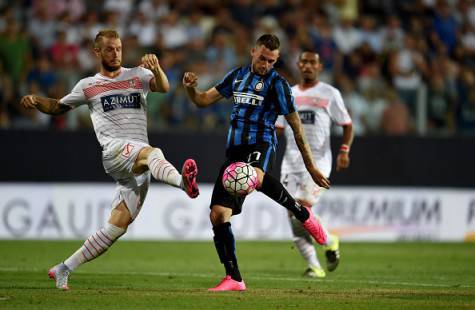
[
  {"xmin": 133, "ymin": 147, "xmax": 158, "ymax": 174},
  {"xmin": 149, "ymin": 148, "xmax": 164, "ymax": 160},
  {"xmin": 210, "ymin": 205, "xmax": 231, "ymax": 226},
  {"xmin": 110, "ymin": 202, "xmax": 133, "ymax": 229},
  {"xmin": 296, "ymin": 198, "xmax": 312, "ymax": 208},
  {"xmin": 255, "ymin": 168, "xmax": 265, "ymax": 189}
]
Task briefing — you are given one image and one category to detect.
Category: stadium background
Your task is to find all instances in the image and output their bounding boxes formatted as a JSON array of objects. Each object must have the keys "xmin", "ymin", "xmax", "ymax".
[{"xmin": 0, "ymin": 0, "xmax": 474, "ymax": 241}]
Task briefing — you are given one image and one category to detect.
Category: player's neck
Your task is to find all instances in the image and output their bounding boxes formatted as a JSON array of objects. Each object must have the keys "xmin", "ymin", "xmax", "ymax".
[
  {"xmin": 99, "ymin": 67, "xmax": 122, "ymax": 79},
  {"xmin": 299, "ymin": 79, "xmax": 319, "ymax": 90}
]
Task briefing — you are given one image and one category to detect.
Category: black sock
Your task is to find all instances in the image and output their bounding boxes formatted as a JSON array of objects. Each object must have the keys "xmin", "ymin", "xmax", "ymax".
[
  {"xmin": 258, "ymin": 173, "xmax": 309, "ymax": 222},
  {"xmin": 212, "ymin": 222, "xmax": 242, "ymax": 282}
]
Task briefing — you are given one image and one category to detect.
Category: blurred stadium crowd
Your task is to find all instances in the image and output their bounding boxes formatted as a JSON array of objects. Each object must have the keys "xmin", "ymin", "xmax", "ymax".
[{"xmin": 0, "ymin": 0, "xmax": 474, "ymax": 136}]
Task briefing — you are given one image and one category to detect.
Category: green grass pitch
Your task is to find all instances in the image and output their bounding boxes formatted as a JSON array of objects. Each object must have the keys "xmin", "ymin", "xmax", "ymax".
[{"xmin": 0, "ymin": 241, "xmax": 474, "ymax": 309}]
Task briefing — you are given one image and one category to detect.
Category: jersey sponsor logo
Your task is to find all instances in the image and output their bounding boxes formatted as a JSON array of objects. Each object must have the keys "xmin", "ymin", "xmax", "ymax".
[
  {"xmin": 298, "ymin": 110, "xmax": 315, "ymax": 124},
  {"xmin": 101, "ymin": 92, "xmax": 141, "ymax": 112},
  {"xmin": 233, "ymin": 91, "xmax": 264, "ymax": 106}
]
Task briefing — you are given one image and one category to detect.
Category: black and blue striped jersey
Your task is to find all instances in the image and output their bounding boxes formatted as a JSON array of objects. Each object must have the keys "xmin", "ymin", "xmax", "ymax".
[{"xmin": 215, "ymin": 65, "xmax": 296, "ymax": 149}]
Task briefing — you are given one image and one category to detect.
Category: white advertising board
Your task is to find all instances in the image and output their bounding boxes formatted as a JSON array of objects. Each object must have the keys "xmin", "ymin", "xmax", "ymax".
[{"xmin": 0, "ymin": 183, "xmax": 474, "ymax": 241}]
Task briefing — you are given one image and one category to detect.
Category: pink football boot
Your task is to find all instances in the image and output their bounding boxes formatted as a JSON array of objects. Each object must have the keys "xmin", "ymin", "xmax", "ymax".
[
  {"xmin": 208, "ymin": 275, "xmax": 246, "ymax": 291},
  {"xmin": 302, "ymin": 206, "xmax": 328, "ymax": 245},
  {"xmin": 182, "ymin": 159, "xmax": 199, "ymax": 198}
]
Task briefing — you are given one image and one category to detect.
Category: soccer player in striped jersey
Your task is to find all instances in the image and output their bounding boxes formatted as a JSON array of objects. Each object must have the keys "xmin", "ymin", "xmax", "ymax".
[
  {"xmin": 20, "ymin": 29, "xmax": 199, "ymax": 290},
  {"xmin": 183, "ymin": 34, "xmax": 331, "ymax": 291},
  {"xmin": 277, "ymin": 52, "xmax": 354, "ymax": 278}
]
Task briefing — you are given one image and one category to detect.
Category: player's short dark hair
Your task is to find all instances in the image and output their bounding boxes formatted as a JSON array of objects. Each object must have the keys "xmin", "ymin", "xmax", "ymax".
[
  {"xmin": 94, "ymin": 29, "xmax": 120, "ymax": 48},
  {"xmin": 299, "ymin": 51, "xmax": 320, "ymax": 60},
  {"xmin": 255, "ymin": 34, "xmax": 280, "ymax": 51}
]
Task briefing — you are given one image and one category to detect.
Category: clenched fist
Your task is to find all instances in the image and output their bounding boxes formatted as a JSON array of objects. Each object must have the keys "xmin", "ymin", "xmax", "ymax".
[
  {"xmin": 183, "ymin": 72, "xmax": 198, "ymax": 88},
  {"xmin": 141, "ymin": 54, "xmax": 160, "ymax": 72},
  {"xmin": 20, "ymin": 95, "xmax": 37, "ymax": 109},
  {"xmin": 336, "ymin": 152, "xmax": 350, "ymax": 172}
]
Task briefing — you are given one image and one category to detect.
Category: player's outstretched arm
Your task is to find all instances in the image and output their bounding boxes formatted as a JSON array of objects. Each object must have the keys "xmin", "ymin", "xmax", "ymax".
[
  {"xmin": 141, "ymin": 54, "xmax": 170, "ymax": 93},
  {"xmin": 285, "ymin": 111, "xmax": 330, "ymax": 189},
  {"xmin": 20, "ymin": 95, "xmax": 71, "ymax": 115},
  {"xmin": 182, "ymin": 72, "xmax": 223, "ymax": 108},
  {"xmin": 336, "ymin": 123, "xmax": 354, "ymax": 172}
]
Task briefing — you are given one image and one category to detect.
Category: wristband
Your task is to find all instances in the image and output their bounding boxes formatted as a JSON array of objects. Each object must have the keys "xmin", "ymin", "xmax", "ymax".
[{"xmin": 339, "ymin": 144, "xmax": 350, "ymax": 153}]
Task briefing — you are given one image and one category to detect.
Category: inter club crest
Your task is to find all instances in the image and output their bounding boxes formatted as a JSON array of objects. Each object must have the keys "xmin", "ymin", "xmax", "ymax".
[{"xmin": 254, "ymin": 80, "xmax": 264, "ymax": 91}]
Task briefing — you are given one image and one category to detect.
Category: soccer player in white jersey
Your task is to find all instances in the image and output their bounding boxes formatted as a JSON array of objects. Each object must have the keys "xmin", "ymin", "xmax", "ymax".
[
  {"xmin": 277, "ymin": 52, "xmax": 354, "ymax": 278},
  {"xmin": 20, "ymin": 29, "xmax": 200, "ymax": 290}
]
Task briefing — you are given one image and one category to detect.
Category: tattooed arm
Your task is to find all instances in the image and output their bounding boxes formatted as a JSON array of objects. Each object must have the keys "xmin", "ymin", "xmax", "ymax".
[
  {"xmin": 285, "ymin": 111, "xmax": 330, "ymax": 189},
  {"xmin": 20, "ymin": 95, "xmax": 72, "ymax": 115}
]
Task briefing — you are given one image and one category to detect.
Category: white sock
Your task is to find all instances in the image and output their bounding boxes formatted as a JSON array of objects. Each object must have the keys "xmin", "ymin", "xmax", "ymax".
[
  {"xmin": 147, "ymin": 148, "xmax": 182, "ymax": 188},
  {"xmin": 64, "ymin": 223, "xmax": 126, "ymax": 271},
  {"xmin": 315, "ymin": 214, "xmax": 334, "ymax": 247},
  {"xmin": 290, "ymin": 216, "xmax": 321, "ymax": 268}
]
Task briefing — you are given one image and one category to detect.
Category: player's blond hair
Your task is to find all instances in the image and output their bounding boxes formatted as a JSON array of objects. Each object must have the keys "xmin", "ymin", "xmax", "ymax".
[{"xmin": 94, "ymin": 29, "xmax": 120, "ymax": 48}]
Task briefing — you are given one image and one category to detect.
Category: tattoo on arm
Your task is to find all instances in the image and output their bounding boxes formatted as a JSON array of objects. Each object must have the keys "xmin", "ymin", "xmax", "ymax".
[{"xmin": 35, "ymin": 97, "xmax": 71, "ymax": 115}]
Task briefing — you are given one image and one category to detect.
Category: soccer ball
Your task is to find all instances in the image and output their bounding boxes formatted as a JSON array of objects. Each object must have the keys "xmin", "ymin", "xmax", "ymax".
[{"xmin": 222, "ymin": 162, "xmax": 258, "ymax": 197}]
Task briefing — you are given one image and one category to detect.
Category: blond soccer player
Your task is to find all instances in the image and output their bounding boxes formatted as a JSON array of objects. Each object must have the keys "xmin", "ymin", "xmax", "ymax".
[{"xmin": 21, "ymin": 29, "xmax": 199, "ymax": 290}]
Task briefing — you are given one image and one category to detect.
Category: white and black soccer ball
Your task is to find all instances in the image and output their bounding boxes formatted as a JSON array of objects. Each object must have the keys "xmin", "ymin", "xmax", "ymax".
[{"xmin": 222, "ymin": 162, "xmax": 258, "ymax": 197}]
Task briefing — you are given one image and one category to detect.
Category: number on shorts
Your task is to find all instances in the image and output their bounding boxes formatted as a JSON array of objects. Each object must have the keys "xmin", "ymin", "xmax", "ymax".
[{"xmin": 247, "ymin": 151, "xmax": 261, "ymax": 164}]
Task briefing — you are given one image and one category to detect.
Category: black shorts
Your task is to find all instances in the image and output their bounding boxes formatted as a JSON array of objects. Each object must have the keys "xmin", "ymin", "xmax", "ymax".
[{"xmin": 210, "ymin": 143, "xmax": 276, "ymax": 215}]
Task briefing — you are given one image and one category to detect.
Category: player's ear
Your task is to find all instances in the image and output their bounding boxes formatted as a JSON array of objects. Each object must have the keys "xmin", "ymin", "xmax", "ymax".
[
  {"xmin": 317, "ymin": 62, "xmax": 324, "ymax": 72},
  {"xmin": 250, "ymin": 47, "xmax": 255, "ymax": 57},
  {"xmin": 93, "ymin": 47, "xmax": 101, "ymax": 57}
]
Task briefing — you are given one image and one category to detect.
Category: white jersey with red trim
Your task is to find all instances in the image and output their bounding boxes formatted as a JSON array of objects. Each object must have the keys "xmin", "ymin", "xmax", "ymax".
[
  {"xmin": 60, "ymin": 67, "xmax": 154, "ymax": 147},
  {"xmin": 278, "ymin": 81, "xmax": 352, "ymax": 176}
]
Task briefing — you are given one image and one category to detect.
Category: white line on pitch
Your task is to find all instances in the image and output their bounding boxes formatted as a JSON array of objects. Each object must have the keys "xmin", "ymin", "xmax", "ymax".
[{"xmin": 1, "ymin": 267, "xmax": 473, "ymax": 289}]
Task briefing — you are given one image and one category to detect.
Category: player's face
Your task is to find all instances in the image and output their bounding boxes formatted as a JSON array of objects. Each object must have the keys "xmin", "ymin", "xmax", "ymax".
[
  {"xmin": 251, "ymin": 45, "xmax": 279, "ymax": 76},
  {"xmin": 298, "ymin": 52, "xmax": 322, "ymax": 82},
  {"xmin": 96, "ymin": 37, "xmax": 122, "ymax": 72}
]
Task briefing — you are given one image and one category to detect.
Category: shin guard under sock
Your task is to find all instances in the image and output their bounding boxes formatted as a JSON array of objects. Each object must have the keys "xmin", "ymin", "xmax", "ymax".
[
  {"xmin": 258, "ymin": 173, "xmax": 309, "ymax": 222},
  {"xmin": 212, "ymin": 222, "xmax": 242, "ymax": 282}
]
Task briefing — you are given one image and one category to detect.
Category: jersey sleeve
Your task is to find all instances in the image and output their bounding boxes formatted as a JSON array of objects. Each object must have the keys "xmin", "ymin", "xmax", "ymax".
[
  {"xmin": 136, "ymin": 67, "xmax": 154, "ymax": 94},
  {"xmin": 59, "ymin": 79, "xmax": 87, "ymax": 108},
  {"xmin": 275, "ymin": 115, "xmax": 286, "ymax": 129},
  {"xmin": 329, "ymin": 88, "xmax": 352, "ymax": 125},
  {"xmin": 274, "ymin": 77, "xmax": 296, "ymax": 115},
  {"xmin": 214, "ymin": 67, "xmax": 240, "ymax": 99}
]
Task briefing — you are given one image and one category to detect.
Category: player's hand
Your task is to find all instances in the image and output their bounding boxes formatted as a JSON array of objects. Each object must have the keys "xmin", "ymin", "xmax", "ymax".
[
  {"xmin": 20, "ymin": 95, "xmax": 37, "ymax": 109},
  {"xmin": 309, "ymin": 167, "xmax": 330, "ymax": 189},
  {"xmin": 141, "ymin": 54, "xmax": 160, "ymax": 71},
  {"xmin": 336, "ymin": 152, "xmax": 350, "ymax": 172},
  {"xmin": 183, "ymin": 72, "xmax": 198, "ymax": 88}
]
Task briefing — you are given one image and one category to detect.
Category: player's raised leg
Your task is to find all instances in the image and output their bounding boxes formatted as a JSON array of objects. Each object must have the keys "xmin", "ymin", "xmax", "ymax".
[
  {"xmin": 256, "ymin": 170, "xmax": 329, "ymax": 245},
  {"xmin": 134, "ymin": 147, "xmax": 199, "ymax": 198},
  {"xmin": 48, "ymin": 202, "xmax": 130, "ymax": 290},
  {"xmin": 181, "ymin": 158, "xmax": 199, "ymax": 198}
]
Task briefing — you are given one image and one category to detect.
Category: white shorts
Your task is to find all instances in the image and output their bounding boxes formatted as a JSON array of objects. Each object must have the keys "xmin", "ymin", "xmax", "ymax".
[
  {"xmin": 102, "ymin": 139, "xmax": 151, "ymax": 220},
  {"xmin": 281, "ymin": 171, "xmax": 327, "ymax": 206}
]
